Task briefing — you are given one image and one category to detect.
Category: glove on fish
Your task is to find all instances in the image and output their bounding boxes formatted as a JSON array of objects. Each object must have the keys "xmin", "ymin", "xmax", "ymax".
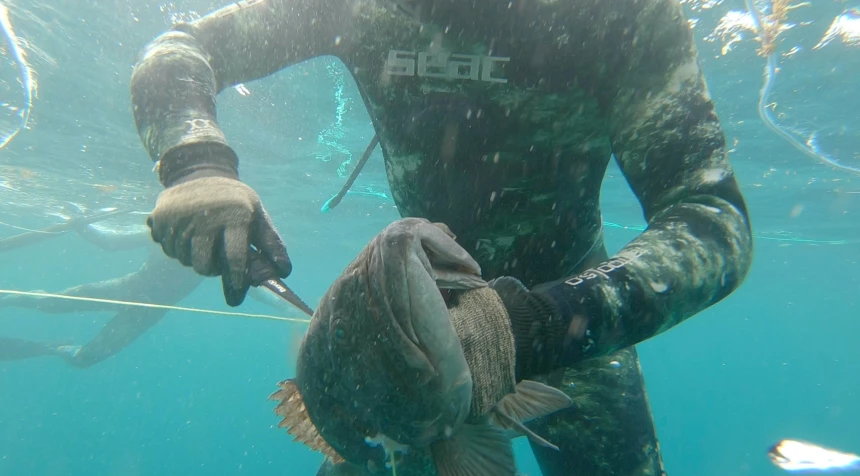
[{"xmin": 447, "ymin": 286, "xmax": 517, "ymax": 418}]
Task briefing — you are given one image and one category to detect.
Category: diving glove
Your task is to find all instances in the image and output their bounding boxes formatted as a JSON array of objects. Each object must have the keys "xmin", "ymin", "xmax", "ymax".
[
  {"xmin": 147, "ymin": 143, "xmax": 292, "ymax": 307},
  {"xmin": 447, "ymin": 286, "xmax": 517, "ymax": 416},
  {"xmin": 488, "ymin": 277, "xmax": 571, "ymax": 381}
]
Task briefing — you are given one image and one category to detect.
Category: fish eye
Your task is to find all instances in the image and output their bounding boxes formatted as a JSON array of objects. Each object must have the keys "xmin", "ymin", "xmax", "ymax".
[{"xmin": 332, "ymin": 319, "xmax": 347, "ymax": 342}]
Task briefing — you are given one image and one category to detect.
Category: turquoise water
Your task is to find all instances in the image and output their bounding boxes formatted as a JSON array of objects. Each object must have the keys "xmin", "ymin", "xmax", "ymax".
[{"xmin": 1, "ymin": 0, "xmax": 858, "ymax": 474}]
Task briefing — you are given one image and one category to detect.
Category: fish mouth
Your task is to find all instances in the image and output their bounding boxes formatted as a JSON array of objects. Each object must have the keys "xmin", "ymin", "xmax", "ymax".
[
  {"xmin": 378, "ymin": 277, "xmax": 445, "ymax": 387},
  {"xmin": 363, "ymin": 218, "xmax": 482, "ymax": 439}
]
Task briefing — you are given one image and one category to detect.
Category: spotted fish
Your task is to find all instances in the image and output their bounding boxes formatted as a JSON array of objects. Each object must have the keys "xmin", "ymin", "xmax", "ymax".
[{"xmin": 270, "ymin": 217, "xmax": 572, "ymax": 476}]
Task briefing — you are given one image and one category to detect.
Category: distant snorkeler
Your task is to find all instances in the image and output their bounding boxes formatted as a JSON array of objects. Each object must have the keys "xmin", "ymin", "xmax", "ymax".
[
  {"xmin": 769, "ymin": 439, "xmax": 860, "ymax": 473},
  {"xmin": 0, "ymin": 211, "xmax": 300, "ymax": 368}
]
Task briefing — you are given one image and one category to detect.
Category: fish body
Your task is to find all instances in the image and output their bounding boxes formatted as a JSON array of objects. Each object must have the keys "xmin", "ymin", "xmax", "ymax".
[
  {"xmin": 271, "ymin": 218, "xmax": 572, "ymax": 476},
  {"xmin": 769, "ymin": 439, "xmax": 860, "ymax": 473}
]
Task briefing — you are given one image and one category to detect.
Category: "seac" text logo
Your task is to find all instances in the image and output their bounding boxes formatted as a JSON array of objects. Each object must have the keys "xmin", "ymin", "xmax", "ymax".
[{"xmin": 384, "ymin": 50, "xmax": 510, "ymax": 83}]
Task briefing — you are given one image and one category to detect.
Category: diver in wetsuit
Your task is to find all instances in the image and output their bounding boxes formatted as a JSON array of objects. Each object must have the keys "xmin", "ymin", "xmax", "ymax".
[
  {"xmin": 130, "ymin": 0, "xmax": 754, "ymax": 474},
  {"xmin": 0, "ymin": 222, "xmax": 297, "ymax": 367}
]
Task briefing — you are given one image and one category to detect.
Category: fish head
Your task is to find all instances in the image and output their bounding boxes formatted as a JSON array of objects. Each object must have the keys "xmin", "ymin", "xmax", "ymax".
[{"xmin": 294, "ymin": 218, "xmax": 487, "ymax": 467}]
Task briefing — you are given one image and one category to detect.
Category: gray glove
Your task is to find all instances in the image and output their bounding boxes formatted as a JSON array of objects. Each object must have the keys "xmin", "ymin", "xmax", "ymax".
[
  {"xmin": 147, "ymin": 176, "xmax": 291, "ymax": 306},
  {"xmin": 447, "ymin": 286, "xmax": 517, "ymax": 418}
]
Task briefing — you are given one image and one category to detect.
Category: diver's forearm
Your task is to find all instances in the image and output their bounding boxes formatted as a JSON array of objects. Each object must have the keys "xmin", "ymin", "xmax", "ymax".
[
  {"xmin": 550, "ymin": 0, "xmax": 754, "ymax": 363},
  {"xmin": 130, "ymin": 0, "xmax": 346, "ymax": 172},
  {"xmin": 537, "ymin": 194, "xmax": 752, "ymax": 366}
]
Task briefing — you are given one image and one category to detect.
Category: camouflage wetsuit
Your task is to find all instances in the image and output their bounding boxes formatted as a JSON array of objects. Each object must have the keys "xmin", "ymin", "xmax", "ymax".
[{"xmin": 129, "ymin": 0, "xmax": 754, "ymax": 474}]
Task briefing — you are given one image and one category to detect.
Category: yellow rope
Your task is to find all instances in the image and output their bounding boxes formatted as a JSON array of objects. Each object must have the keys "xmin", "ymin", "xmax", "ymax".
[{"xmin": 0, "ymin": 289, "xmax": 312, "ymax": 325}]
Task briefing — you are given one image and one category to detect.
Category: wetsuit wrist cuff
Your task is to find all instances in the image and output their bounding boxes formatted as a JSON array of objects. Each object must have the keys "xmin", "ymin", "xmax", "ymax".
[{"xmin": 158, "ymin": 143, "xmax": 239, "ymax": 187}]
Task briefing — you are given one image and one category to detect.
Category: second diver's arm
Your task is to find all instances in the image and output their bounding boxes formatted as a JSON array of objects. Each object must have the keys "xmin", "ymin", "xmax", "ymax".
[{"xmin": 76, "ymin": 224, "xmax": 151, "ymax": 252}]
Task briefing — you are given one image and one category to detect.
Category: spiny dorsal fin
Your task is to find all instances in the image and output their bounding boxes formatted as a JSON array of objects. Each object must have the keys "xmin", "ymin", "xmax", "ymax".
[{"xmin": 269, "ymin": 379, "xmax": 345, "ymax": 464}]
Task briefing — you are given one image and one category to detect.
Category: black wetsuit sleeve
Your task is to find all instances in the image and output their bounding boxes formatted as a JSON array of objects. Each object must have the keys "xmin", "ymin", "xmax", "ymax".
[
  {"xmin": 129, "ymin": 0, "xmax": 346, "ymax": 186},
  {"xmin": 526, "ymin": 0, "xmax": 753, "ymax": 371}
]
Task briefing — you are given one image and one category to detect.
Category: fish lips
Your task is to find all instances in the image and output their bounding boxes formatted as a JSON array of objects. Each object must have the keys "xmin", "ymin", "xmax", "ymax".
[{"xmin": 362, "ymin": 218, "xmax": 484, "ymax": 443}]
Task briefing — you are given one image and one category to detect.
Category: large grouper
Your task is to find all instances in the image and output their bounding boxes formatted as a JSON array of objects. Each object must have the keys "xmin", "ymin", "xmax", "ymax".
[{"xmin": 270, "ymin": 218, "xmax": 573, "ymax": 476}]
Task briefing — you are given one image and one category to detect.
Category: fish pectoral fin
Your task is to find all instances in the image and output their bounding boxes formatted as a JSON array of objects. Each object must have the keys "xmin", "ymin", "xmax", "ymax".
[
  {"xmin": 431, "ymin": 424, "xmax": 516, "ymax": 476},
  {"xmin": 494, "ymin": 380, "xmax": 573, "ymax": 425},
  {"xmin": 489, "ymin": 380, "xmax": 572, "ymax": 452},
  {"xmin": 269, "ymin": 379, "xmax": 345, "ymax": 464},
  {"xmin": 491, "ymin": 410, "xmax": 559, "ymax": 451}
]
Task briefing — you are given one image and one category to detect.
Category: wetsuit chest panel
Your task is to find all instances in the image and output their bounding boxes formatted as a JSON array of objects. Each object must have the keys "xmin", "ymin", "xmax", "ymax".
[{"xmin": 340, "ymin": 0, "xmax": 622, "ymax": 282}]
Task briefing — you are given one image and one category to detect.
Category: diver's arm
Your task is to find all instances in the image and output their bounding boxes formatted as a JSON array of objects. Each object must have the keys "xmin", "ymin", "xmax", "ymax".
[
  {"xmin": 76, "ymin": 225, "xmax": 151, "ymax": 252},
  {"xmin": 130, "ymin": 0, "xmax": 350, "ymax": 305},
  {"xmin": 493, "ymin": 0, "xmax": 753, "ymax": 379},
  {"xmin": 554, "ymin": 0, "xmax": 752, "ymax": 358},
  {"xmin": 130, "ymin": 0, "xmax": 349, "ymax": 179}
]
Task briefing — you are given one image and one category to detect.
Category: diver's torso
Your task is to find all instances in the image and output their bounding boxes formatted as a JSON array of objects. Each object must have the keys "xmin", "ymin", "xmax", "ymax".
[{"xmin": 339, "ymin": 0, "xmax": 631, "ymax": 284}]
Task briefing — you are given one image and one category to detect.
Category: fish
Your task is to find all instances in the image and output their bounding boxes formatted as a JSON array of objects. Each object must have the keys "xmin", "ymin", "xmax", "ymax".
[
  {"xmin": 769, "ymin": 439, "xmax": 860, "ymax": 473},
  {"xmin": 270, "ymin": 217, "xmax": 573, "ymax": 476}
]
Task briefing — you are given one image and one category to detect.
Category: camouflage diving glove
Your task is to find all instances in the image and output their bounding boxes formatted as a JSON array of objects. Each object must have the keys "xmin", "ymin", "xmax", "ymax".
[
  {"xmin": 488, "ymin": 277, "xmax": 570, "ymax": 381},
  {"xmin": 147, "ymin": 143, "xmax": 292, "ymax": 307}
]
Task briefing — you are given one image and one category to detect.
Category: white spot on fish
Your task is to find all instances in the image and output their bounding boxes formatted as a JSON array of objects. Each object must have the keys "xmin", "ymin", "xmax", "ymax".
[
  {"xmin": 702, "ymin": 168, "xmax": 728, "ymax": 184},
  {"xmin": 609, "ymin": 360, "xmax": 621, "ymax": 369},
  {"xmin": 365, "ymin": 433, "xmax": 410, "ymax": 468},
  {"xmin": 650, "ymin": 282, "xmax": 669, "ymax": 293}
]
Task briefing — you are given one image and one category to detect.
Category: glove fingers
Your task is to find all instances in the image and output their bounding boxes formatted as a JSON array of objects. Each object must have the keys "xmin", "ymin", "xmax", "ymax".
[
  {"xmin": 251, "ymin": 208, "xmax": 292, "ymax": 278},
  {"xmin": 174, "ymin": 222, "xmax": 196, "ymax": 267},
  {"xmin": 160, "ymin": 232, "xmax": 178, "ymax": 259},
  {"xmin": 148, "ymin": 213, "xmax": 188, "ymax": 260},
  {"xmin": 191, "ymin": 234, "xmax": 218, "ymax": 276},
  {"xmin": 219, "ymin": 225, "xmax": 250, "ymax": 307}
]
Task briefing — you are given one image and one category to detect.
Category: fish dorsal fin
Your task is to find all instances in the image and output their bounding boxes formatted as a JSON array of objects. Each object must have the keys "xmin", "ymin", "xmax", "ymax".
[
  {"xmin": 494, "ymin": 380, "xmax": 572, "ymax": 424},
  {"xmin": 269, "ymin": 379, "xmax": 345, "ymax": 464},
  {"xmin": 431, "ymin": 423, "xmax": 516, "ymax": 476}
]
